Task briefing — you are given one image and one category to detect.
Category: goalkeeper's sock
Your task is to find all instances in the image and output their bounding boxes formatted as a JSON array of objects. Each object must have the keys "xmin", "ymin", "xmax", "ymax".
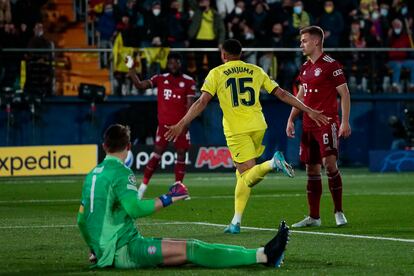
[
  {"xmin": 186, "ymin": 239, "xmax": 261, "ymax": 267},
  {"xmin": 142, "ymin": 153, "xmax": 161, "ymax": 185},
  {"xmin": 307, "ymin": 174, "xmax": 322, "ymax": 219},
  {"xmin": 233, "ymin": 170, "xmax": 251, "ymax": 225},
  {"xmin": 174, "ymin": 160, "xmax": 186, "ymax": 183},
  {"xmin": 328, "ymin": 171, "xmax": 343, "ymax": 212}
]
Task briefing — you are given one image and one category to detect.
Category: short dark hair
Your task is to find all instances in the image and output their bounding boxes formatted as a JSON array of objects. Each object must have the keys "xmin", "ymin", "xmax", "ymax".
[
  {"xmin": 300, "ymin": 25, "xmax": 324, "ymax": 43},
  {"xmin": 103, "ymin": 124, "xmax": 130, "ymax": 153},
  {"xmin": 222, "ymin": 39, "xmax": 242, "ymax": 56},
  {"xmin": 167, "ymin": 52, "xmax": 183, "ymax": 62}
]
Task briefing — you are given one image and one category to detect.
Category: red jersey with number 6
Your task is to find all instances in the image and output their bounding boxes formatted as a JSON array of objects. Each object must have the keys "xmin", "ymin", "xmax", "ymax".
[
  {"xmin": 298, "ymin": 53, "xmax": 347, "ymax": 130},
  {"xmin": 150, "ymin": 73, "xmax": 196, "ymax": 125}
]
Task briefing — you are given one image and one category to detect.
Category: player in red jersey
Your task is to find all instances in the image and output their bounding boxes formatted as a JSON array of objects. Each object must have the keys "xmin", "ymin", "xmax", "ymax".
[
  {"xmin": 286, "ymin": 26, "xmax": 352, "ymax": 228},
  {"xmin": 126, "ymin": 53, "xmax": 196, "ymax": 199}
]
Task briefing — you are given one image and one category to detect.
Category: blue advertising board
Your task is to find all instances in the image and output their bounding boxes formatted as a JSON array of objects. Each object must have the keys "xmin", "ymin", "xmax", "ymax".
[{"xmin": 369, "ymin": 150, "xmax": 414, "ymax": 172}]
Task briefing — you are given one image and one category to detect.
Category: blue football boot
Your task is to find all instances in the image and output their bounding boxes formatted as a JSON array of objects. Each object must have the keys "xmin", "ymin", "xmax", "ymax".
[
  {"xmin": 224, "ymin": 223, "xmax": 240, "ymax": 234},
  {"xmin": 273, "ymin": 151, "xmax": 295, "ymax": 178}
]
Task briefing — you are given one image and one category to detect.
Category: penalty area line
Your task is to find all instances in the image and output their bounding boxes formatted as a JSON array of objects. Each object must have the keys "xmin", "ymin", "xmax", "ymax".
[{"xmin": 1, "ymin": 221, "xmax": 413, "ymax": 244}]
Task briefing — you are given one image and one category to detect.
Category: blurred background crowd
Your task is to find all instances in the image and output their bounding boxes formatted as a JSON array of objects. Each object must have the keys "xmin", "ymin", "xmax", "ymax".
[{"xmin": 0, "ymin": 0, "xmax": 413, "ymax": 95}]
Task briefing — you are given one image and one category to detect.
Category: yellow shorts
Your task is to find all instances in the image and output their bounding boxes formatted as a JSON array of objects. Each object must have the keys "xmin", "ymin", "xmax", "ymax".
[{"xmin": 226, "ymin": 130, "xmax": 266, "ymax": 163}]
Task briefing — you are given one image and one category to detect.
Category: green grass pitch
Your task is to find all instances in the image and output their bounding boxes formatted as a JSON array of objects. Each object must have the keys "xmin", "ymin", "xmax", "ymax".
[{"xmin": 1, "ymin": 169, "xmax": 413, "ymax": 275}]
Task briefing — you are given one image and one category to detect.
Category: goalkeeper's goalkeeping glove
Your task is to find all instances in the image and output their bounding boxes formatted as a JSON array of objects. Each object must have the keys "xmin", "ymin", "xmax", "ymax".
[{"xmin": 159, "ymin": 182, "xmax": 189, "ymax": 207}]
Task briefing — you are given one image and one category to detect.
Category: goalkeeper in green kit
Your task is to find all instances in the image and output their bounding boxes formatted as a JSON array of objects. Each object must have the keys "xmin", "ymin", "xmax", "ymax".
[{"xmin": 77, "ymin": 124, "xmax": 290, "ymax": 269}]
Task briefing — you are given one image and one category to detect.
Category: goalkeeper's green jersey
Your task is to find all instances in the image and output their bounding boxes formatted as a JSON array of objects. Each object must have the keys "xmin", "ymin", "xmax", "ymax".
[{"xmin": 77, "ymin": 155, "xmax": 155, "ymax": 268}]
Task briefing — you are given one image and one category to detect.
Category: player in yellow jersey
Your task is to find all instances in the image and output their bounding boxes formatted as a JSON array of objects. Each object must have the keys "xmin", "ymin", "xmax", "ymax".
[{"xmin": 165, "ymin": 39, "xmax": 330, "ymax": 234}]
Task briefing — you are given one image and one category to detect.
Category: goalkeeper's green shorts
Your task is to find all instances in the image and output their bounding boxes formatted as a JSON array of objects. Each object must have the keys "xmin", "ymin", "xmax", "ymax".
[{"xmin": 114, "ymin": 236, "xmax": 163, "ymax": 268}]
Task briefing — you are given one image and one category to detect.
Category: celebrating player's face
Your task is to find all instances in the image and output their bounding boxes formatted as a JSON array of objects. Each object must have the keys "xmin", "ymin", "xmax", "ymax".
[
  {"xmin": 167, "ymin": 58, "xmax": 181, "ymax": 75},
  {"xmin": 300, "ymin": 33, "xmax": 317, "ymax": 56}
]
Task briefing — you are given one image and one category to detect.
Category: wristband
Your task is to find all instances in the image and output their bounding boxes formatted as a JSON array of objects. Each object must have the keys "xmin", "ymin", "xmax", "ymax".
[{"xmin": 159, "ymin": 194, "xmax": 173, "ymax": 207}]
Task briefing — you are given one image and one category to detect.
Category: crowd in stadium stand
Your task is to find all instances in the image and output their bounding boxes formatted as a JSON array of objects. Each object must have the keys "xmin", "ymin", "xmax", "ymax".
[
  {"xmin": 90, "ymin": 0, "xmax": 414, "ymax": 93},
  {"xmin": 0, "ymin": 0, "xmax": 413, "ymax": 94},
  {"xmin": 0, "ymin": 0, "xmax": 53, "ymax": 94}
]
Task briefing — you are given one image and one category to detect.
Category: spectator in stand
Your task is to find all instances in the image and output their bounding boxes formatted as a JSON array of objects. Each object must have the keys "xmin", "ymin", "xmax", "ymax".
[
  {"xmin": 0, "ymin": 0, "xmax": 11, "ymax": 25},
  {"xmin": 27, "ymin": 22, "xmax": 51, "ymax": 49},
  {"xmin": 387, "ymin": 18, "xmax": 414, "ymax": 93},
  {"xmin": 370, "ymin": 4, "xmax": 390, "ymax": 46},
  {"xmin": 188, "ymin": 0, "xmax": 225, "ymax": 84},
  {"xmin": 225, "ymin": 0, "xmax": 249, "ymax": 42},
  {"xmin": 269, "ymin": 0, "xmax": 293, "ymax": 29},
  {"xmin": 302, "ymin": 0, "xmax": 324, "ymax": 21},
  {"xmin": 11, "ymin": 0, "xmax": 43, "ymax": 31},
  {"xmin": 19, "ymin": 23, "xmax": 31, "ymax": 48},
  {"xmin": 291, "ymin": 0, "xmax": 311, "ymax": 38},
  {"xmin": 167, "ymin": 0, "xmax": 190, "ymax": 47},
  {"xmin": 332, "ymin": 0, "xmax": 358, "ymax": 45},
  {"xmin": 250, "ymin": 1, "xmax": 269, "ymax": 47},
  {"xmin": 391, "ymin": 2, "xmax": 413, "ymax": 40},
  {"xmin": 318, "ymin": 0, "xmax": 344, "ymax": 47},
  {"xmin": 141, "ymin": 1, "xmax": 167, "ymax": 47},
  {"xmin": 367, "ymin": 7, "xmax": 391, "ymax": 92},
  {"xmin": 260, "ymin": 22, "xmax": 298, "ymax": 89},
  {"xmin": 0, "ymin": 23, "xmax": 21, "ymax": 88},
  {"xmin": 97, "ymin": 3, "xmax": 117, "ymax": 68},
  {"xmin": 347, "ymin": 20, "xmax": 370, "ymax": 92},
  {"xmin": 26, "ymin": 22, "xmax": 53, "ymax": 96},
  {"xmin": 359, "ymin": 0, "xmax": 377, "ymax": 18},
  {"xmin": 216, "ymin": 0, "xmax": 235, "ymax": 18},
  {"xmin": 116, "ymin": 15, "xmax": 131, "ymax": 36}
]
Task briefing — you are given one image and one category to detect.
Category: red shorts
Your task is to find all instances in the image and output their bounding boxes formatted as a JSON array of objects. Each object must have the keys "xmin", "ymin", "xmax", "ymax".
[
  {"xmin": 300, "ymin": 122, "xmax": 339, "ymax": 164},
  {"xmin": 156, "ymin": 125, "xmax": 190, "ymax": 150}
]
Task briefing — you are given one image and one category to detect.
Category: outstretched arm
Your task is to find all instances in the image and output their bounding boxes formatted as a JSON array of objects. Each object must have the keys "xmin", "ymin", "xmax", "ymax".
[
  {"xmin": 121, "ymin": 182, "xmax": 189, "ymax": 219},
  {"xmin": 165, "ymin": 92, "xmax": 213, "ymax": 141},
  {"xmin": 336, "ymin": 83, "xmax": 351, "ymax": 138},
  {"xmin": 125, "ymin": 56, "xmax": 152, "ymax": 90},
  {"xmin": 272, "ymin": 86, "xmax": 330, "ymax": 127}
]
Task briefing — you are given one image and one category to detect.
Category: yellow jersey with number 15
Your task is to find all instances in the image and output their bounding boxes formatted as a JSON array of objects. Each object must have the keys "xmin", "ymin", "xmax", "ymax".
[{"xmin": 201, "ymin": 60, "xmax": 279, "ymax": 137}]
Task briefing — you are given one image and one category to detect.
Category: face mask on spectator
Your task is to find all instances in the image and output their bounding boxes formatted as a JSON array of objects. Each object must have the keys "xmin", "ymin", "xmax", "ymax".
[
  {"xmin": 394, "ymin": 28, "xmax": 402, "ymax": 35},
  {"xmin": 401, "ymin": 7, "xmax": 408, "ymax": 16},
  {"xmin": 36, "ymin": 30, "xmax": 44, "ymax": 37},
  {"xmin": 380, "ymin": 8, "xmax": 388, "ymax": 17},
  {"xmin": 189, "ymin": 10, "xmax": 195, "ymax": 18},
  {"xmin": 235, "ymin": 7, "xmax": 243, "ymax": 15},
  {"xmin": 293, "ymin": 6, "xmax": 302, "ymax": 14},
  {"xmin": 153, "ymin": 8, "xmax": 161, "ymax": 16},
  {"xmin": 371, "ymin": 11, "xmax": 379, "ymax": 20},
  {"xmin": 325, "ymin": 6, "xmax": 333, "ymax": 14}
]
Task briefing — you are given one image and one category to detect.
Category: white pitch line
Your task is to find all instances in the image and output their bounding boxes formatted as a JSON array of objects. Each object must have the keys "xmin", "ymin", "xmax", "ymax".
[
  {"xmin": 0, "ymin": 221, "xmax": 413, "ymax": 244},
  {"xmin": 176, "ymin": 222, "xmax": 414, "ymax": 243},
  {"xmin": 1, "ymin": 172, "xmax": 413, "ymax": 184},
  {"xmin": 0, "ymin": 224, "xmax": 77, "ymax": 229},
  {"xmin": 1, "ymin": 191, "xmax": 414, "ymax": 204}
]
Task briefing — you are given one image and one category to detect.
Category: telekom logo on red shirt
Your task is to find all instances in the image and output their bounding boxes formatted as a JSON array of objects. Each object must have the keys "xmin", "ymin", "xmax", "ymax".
[
  {"xmin": 163, "ymin": 89, "xmax": 172, "ymax": 100},
  {"xmin": 196, "ymin": 147, "xmax": 233, "ymax": 169}
]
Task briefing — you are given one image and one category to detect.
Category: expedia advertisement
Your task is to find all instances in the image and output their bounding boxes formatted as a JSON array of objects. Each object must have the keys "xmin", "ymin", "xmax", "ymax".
[
  {"xmin": 98, "ymin": 145, "xmax": 234, "ymax": 172},
  {"xmin": 0, "ymin": 145, "xmax": 98, "ymax": 177}
]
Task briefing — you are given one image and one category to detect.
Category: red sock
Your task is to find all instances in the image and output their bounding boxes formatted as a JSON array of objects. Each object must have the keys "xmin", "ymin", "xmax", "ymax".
[
  {"xmin": 142, "ymin": 153, "xmax": 161, "ymax": 185},
  {"xmin": 307, "ymin": 174, "xmax": 322, "ymax": 219},
  {"xmin": 174, "ymin": 160, "xmax": 186, "ymax": 183},
  {"xmin": 328, "ymin": 171, "xmax": 343, "ymax": 212}
]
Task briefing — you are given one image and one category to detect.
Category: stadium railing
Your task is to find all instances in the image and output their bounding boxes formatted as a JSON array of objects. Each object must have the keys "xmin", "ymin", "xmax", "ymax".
[{"xmin": 1, "ymin": 47, "xmax": 414, "ymax": 96}]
